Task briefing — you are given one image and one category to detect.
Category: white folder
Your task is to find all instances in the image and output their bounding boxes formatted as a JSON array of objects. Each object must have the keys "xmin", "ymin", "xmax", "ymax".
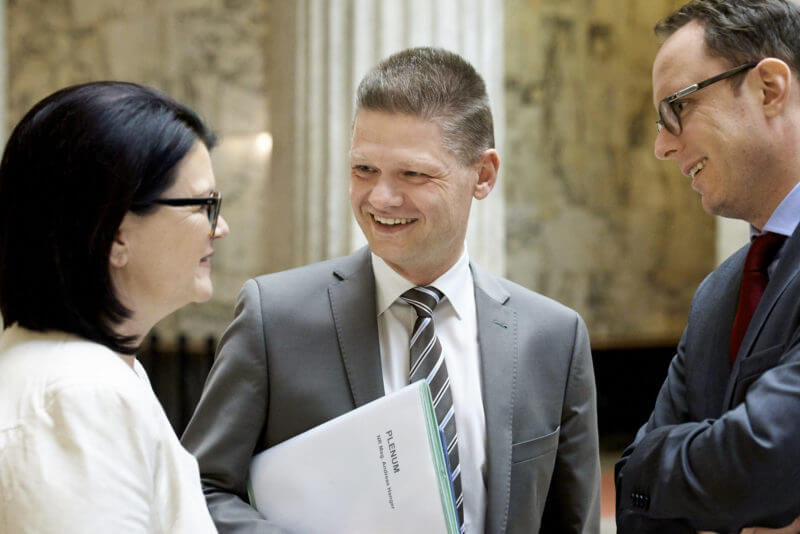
[{"xmin": 248, "ymin": 380, "xmax": 459, "ymax": 533}]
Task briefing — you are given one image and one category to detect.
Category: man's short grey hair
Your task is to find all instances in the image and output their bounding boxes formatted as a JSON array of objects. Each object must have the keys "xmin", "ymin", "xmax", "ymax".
[{"xmin": 355, "ymin": 47, "xmax": 494, "ymax": 166}]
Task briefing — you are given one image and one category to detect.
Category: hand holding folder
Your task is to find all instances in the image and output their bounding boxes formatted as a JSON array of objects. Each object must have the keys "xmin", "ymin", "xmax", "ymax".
[{"xmin": 248, "ymin": 380, "xmax": 459, "ymax": 533}]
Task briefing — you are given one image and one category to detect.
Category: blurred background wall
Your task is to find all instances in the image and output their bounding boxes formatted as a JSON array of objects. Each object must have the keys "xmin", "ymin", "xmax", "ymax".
[{"xmin": 2, "ymin": 0, "xmax": 750, "ymax": 438}]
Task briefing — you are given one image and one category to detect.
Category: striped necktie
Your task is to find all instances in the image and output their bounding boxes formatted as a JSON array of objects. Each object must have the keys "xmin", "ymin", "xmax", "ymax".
[{"xmin": 400, "ymin": 286, "xmax": 464, "ymax": 531}]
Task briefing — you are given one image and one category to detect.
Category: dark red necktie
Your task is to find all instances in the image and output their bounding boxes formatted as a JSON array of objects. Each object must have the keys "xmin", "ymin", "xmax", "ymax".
[{"xmin": 729, "ymin": 232, "xmax": 786, "ymax": 365}]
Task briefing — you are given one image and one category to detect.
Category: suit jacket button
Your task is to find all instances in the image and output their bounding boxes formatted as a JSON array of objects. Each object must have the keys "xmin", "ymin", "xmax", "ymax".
[{"xmin": 631, "ymin": 492, "xmax": 648, "ymax": 509}]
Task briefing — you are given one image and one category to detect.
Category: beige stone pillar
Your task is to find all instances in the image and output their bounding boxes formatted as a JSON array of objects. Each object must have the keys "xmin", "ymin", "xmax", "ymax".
[{"xmin": 268, "ymin": 0, "xmax": 506, "ymax": 276}]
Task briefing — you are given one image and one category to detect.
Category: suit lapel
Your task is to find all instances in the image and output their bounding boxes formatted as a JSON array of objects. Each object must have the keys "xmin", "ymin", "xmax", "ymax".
[
  {"xmin": 705, "ymin": 264, "xmax": 741, "ymax": 414},
  {"xmin": 472, "ymin": 263, "xmax": 516, "ymax": 534},
  {"xmin": 328, "ymin": 248, "xmax": 385, "ymax": 408},
  {"xmin": 724, "ymin": 228, "xmax": 800, "ymax": 406}
]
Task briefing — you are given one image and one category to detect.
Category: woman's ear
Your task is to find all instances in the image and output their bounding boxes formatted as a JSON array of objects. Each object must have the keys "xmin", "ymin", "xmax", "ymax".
[{"xmin": 109, "ymin": 215, "xmax": 133, "ymax": 269}]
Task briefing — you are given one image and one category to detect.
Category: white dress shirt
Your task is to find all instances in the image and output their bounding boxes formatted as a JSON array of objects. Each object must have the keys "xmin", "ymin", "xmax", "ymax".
[
  {"xmin": 755, "ymin": 180, "xmax": 800, "ymax": 276},
  {"xmin": 0, "ymin": 325, "xmax": 216, "ymax": 533},
  {"xmin": 372, "ymin": 249, "xmax": 487, "ymax": 534}
]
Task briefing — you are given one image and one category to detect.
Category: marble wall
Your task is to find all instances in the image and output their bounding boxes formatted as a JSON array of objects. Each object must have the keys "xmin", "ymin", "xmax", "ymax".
[
  {"xmin": 7, "ymin": 0, "xmax": 271, "ymax": 345},
  {"xmin": 503, "ymin": 0, "xmax": 715, "ymax": 348}
]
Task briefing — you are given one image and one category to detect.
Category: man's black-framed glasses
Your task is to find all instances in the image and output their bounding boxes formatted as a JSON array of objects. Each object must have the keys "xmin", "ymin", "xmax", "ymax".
[
  {"xmin": 145, "ymin": 191, "xmax": 222, "ymax": 237},
  {"xmin": 656, "ymin": 61, "xmax": 759, "ymax": 136}
]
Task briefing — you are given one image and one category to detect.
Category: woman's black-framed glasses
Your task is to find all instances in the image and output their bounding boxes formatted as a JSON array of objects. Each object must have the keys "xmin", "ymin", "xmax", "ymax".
[
  {"xmin": 146, "ymin": 191, "xmax": 222, "ymax": 237},
  {"xmin": 656, "ymin": 61, "xmax": 759, "ymax": 136}
]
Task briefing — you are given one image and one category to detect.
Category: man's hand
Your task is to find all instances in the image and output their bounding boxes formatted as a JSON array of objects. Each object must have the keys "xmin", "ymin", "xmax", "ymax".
[
  {"xmin": 698, "ymin": 516, "xmax": 800, "ymax": 534},
  {"xmin": 742, "ymin": 515, "xmax": 800, "ymax": 534}
]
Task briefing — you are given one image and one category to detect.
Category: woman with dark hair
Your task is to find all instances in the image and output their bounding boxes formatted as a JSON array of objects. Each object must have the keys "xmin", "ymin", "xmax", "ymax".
[{"xmin": 0, "ymin": 81, "xmax": 228, "ymax": 532}]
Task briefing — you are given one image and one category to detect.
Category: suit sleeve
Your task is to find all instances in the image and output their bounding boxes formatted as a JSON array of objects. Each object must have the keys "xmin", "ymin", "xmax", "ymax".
[
  {"xmin": 181, "ymin": 279, "xmax": 290, "ymax": 534},
  {"xmin": 540, "ymin": 314, "xmax": 602, "ymax": 533},
  {"xmin": 616, "ymin": 335, "xmax": 800, "ymax": 532},
  {"xmin": 615, "ymin": 327, "xmax": 694, "ymax": 533}
]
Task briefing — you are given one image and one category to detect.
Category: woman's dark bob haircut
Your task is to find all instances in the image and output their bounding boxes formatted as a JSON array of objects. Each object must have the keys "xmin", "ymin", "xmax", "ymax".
[{"xmin": 0, "ymin": 81, "xmax": 216, "ymax": 354}]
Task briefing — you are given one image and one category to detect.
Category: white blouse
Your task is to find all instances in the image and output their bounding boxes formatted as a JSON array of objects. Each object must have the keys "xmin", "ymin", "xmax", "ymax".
[{"xmin": 0, "ymin": 325, "xmax": 216, "ymax": 533}]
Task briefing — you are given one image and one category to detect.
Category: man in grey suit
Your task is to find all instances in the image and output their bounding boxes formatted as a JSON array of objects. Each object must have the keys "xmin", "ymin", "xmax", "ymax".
[
  {"xmin": 615, "ymin": 1, "xmax": 800, "ymax": 532},
  {"xmin": 183, "ymin": 47, "xmax": 600, "ymax": 533}
]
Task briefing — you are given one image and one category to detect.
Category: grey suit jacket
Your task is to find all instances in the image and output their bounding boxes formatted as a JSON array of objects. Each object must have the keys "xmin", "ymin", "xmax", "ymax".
[
  {"xmin": 182, "ymin": 247, "xmax": 600, "ymax": 533},
  {"xmin": 616, "ymin": 224, "xmax": 800, "ymax": 533}
]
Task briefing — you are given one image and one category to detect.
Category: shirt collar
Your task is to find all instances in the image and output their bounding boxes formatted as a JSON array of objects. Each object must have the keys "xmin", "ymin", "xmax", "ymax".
[
  {"xmin": 372, "ymin": 247, "xmax": 473, "ymax": 320},
  {"xmin": 752, "ymin": 180, "xmax": 800, "ymax": 238}
]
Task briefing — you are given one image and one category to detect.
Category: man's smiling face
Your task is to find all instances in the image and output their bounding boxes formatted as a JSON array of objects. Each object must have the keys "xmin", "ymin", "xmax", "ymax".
[
  {"xmin": 652, "ymin": 21, "xmax": 768, "ymax": 225},
  {"xmin": 349, "ymin": 110, "xmax": 482, "ymax": 284}
]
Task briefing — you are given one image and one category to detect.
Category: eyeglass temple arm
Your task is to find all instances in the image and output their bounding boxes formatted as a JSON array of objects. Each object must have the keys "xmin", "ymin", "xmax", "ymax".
[
  {"xmin": 696, "ymin": 61, "xmax": 760, "ymax": 91},
  {"xmin": 666, "ymin": 84, "xmax": 699, "ymax": 103},
  {"xmin": 666, "ymin": 62, "xmax": 759, "ymax": 104},
  {"xmin": 151, "ymin": 198, "xmax": 218, "ymax": 207}
]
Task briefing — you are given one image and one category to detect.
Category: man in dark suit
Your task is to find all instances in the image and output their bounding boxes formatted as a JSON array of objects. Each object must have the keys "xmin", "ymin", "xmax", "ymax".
[
  {"xmin": 616, "ymin": 1, "xmax": 800, "ymax": 532},
  {"xmin": 183, "ymin": 47, "xmax": 600, "ymax": 533}
]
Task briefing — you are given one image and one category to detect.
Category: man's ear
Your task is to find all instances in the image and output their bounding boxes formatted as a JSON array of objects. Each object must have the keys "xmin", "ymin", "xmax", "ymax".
[
  {"xmin": 754, "ymin": 58, "xmax": 792, "ymax": 118},
  {"xmin": 109, "ymin": 214, "xmax": 133, "ymax": 269},
  {"xmin": 473, "ymin": 149, "xmax": 500, "ymax": 200}
]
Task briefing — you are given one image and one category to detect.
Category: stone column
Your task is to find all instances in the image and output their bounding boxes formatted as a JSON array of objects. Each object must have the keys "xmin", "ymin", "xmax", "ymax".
[{"xmin": 267, "ymin": 0, "xmax": 506, "ymax": 276}]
